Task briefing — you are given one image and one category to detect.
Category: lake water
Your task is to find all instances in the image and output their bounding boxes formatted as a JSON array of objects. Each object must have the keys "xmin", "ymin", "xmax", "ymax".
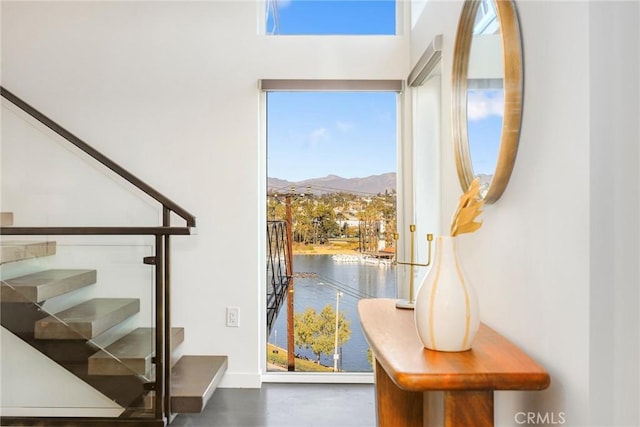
[{"xmin": 267, "ymin": 254, "xmax": 397, "ymax": 372}]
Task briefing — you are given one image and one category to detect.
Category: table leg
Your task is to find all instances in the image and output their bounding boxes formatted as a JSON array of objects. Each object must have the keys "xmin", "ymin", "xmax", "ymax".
[
  {"xmin": 374, "ymin": 359, "xmax": 422, "ymax": 427},
  {"xmin": 444, "ymin": 390, "xmax": 493, "ymax": 427}
]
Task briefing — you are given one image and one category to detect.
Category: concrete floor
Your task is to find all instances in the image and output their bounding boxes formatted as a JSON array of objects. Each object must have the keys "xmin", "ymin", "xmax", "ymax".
[{"xmin": 170, "ymin": 383, "xmax": 376, "ymax": 427}]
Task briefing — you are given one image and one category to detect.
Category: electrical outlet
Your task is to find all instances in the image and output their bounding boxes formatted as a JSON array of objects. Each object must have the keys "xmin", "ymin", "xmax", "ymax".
[{"xmin": 226, "ymin": 307, "xmax": 239, "ymax": 327}]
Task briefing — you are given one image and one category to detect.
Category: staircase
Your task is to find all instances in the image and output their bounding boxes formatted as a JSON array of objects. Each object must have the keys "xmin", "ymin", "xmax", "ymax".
[
  {"xmin": 1, "ymin": 87, "xmax": 228, "ymax": 425},
  {"xmin": 1, "ymin": 215, "xmax": 226, "ymax": 425}
]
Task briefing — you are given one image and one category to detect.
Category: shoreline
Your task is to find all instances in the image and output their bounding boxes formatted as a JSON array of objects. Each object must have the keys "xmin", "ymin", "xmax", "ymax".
[
  {"xmin": 292, "ymin": 240, "xmax": 360, "ymax": 256},
  {"xmin": 292, "ymin": 244, "xmax": 395, "ymax": 258},
  {"xmin": 266, "ymin": 343, "xmax": 334, "ymax": 372},
  {"xmin": 293, "ymin": 247, "xmax": 360, "ymax": 256}
]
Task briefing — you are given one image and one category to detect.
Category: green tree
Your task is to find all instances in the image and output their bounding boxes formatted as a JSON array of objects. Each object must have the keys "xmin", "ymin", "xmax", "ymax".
[
  {"xmin": 267, "ymin": 190, "xmax": 397, "ymax": 248},
  {"xmin": 313, "ymin": 202, "xmax": 340, "ymax": 242},
  {"xmin": 294, "ymin": 304, "xmax": 351, "ymax": 365},
  {"xmin": 266, "ymin": 194, "xmax": 286, "ymax": 221},
  {"xmin": 358, "ymin": 204, "xmax": 380, "ymax": 253},
  {"xmin": 294, "ymin": 198, "xmax": 315, "ymax": 243}
]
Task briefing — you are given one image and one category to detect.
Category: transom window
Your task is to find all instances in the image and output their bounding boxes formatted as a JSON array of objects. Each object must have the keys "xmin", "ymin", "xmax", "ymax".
[{"xmin": 265, "ymin": 0, "xmax": 396, "ymax": 35}]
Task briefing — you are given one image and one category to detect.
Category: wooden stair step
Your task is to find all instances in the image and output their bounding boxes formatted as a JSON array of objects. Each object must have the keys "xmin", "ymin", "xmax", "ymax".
[
  {"xmin": 1, "ymin": 269, "xmax": 97, "ymax": 303},
  {"xmin": 0, "ymin": 240, "xmax": 56, "ymax": 265},
  {"xmin": 88, "ymin": 327, "xmax": 185, "ymax": 376},
  {"xmin": 171, "ymin": 355, "xmax": 228, "ymax": 413},
  {"xmin": 35, "ymin": 298, "xmax": 140, "ymax": 340},
  {"xmin": 0, "ymin": 212, "xmax": 14, "ymax": 226}
]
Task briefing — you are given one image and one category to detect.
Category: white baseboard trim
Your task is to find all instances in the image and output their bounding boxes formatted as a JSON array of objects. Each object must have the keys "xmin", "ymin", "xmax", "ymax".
[
  {"xmin": 218, "ymin": 371, "xmax": 374, "ymax": 387},
  {"xmin": 262, "ymin": 372, "xmax": 374, "ymax": 384},
  {"xmin": 219, "ymin": 371, "xmax": 262, "ymax": 388}
]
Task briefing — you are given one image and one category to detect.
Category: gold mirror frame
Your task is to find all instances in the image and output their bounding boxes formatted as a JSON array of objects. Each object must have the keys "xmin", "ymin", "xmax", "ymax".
[{"xmin": 452, "ymin": 0, "xmax": 523, "ymax": 204}]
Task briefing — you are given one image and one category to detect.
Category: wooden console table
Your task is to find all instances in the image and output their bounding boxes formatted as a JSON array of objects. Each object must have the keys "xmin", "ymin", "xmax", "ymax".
[{"xmin": 358, "ymin": 299, "xmax": 550, "ymax": 427}]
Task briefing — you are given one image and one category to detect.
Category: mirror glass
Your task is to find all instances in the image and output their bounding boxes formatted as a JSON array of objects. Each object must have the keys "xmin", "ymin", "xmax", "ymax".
[
  {"xmin": 467, "ymin": 0, "xmax": 503, "ymax": 197},
  {"xmin": 452, "ymin": 0, "xmax": 523, "ymax": 204}
]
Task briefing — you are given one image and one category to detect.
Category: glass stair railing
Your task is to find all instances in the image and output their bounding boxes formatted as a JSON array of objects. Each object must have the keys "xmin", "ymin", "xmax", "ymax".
[
  {"xmin": 1, "ymin": 87, "xmax": 227, "ymax": 426},
  {"xmin": 1, "ymin": 238, "xmax": 158, "ymax": 419}
]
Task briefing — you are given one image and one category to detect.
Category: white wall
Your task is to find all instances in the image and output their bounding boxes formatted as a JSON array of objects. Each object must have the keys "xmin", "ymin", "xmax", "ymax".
[
  {"xmin": 3, "ymin": 1, "xmax": 638, "ymax": 424},
  {"xmin": 411, "ymin": 1, "xmax": 639, "ymax": 426},
  {"xmin": 1, "ymin": 1, "xmax": 409, "ymax": 389}
]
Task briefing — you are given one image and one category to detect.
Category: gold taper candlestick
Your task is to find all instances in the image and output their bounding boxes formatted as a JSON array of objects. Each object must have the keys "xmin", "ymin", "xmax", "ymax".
[{"xmin": 393, "ymin": 225, "xmax": 433, "ymax": 309}]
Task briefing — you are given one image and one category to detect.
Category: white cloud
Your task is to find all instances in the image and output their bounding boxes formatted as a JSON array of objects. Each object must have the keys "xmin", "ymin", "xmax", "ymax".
[
  {"xmin": 467, "ymin": 90, "xmax": 504, "ymax": 121},
  {"xmin": 276, "ymin": 0, "xmax": 292, "ymax": 8},
  {"xmin": 336, "ymin": 121, "xmax": 354, "ymax": 132},
  {"xmin": 308, "ymin": 127, "xmax": 329, "ymax": 145}
]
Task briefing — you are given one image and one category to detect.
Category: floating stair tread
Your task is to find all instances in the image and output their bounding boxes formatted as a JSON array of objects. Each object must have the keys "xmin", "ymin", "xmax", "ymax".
[
  {"xmin": 171, "ymin": 355, "xmax": 228, "ymax": 413},
  {"xmin": 0, "ymin": 240, "xmax": 56, "ymax": 265},
  {"xmin": 35, "ymin": 298, "xmax": 140, "ymax": 340},
  {"xmin": 1, "ymin": 269, "xmax": 97, "ymax": 303},
  {"xmin": 88, "ymin": 327, "xmax": 185, "ymax": 376},
  {"xmin": 0, "ymin": 212, "xmax": 14, "ymax": 226}
]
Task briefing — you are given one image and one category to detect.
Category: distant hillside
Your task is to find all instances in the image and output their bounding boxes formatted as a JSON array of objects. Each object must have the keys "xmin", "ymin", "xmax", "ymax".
[{"xmin": 268, "ymin": 173, "xmax": 396, "ymax": 196}]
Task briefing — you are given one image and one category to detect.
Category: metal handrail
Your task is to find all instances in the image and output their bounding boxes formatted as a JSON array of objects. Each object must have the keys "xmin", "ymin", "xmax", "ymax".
[
  {"xmin": 0, "ymin": 226, "xmax": 191, "ymax": 235},
  {"xmin": 0, "ymin": 86, "xmax": 196, "ymax": 228},
  {"xmin": 0, "ymin": 88, "xmax": 197, "ymax": 423}
]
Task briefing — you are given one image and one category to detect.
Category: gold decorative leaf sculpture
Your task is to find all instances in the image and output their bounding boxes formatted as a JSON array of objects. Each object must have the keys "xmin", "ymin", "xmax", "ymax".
[{"xmin": 450, "ymin": 177, "xmax": 485, "ymax": 237}]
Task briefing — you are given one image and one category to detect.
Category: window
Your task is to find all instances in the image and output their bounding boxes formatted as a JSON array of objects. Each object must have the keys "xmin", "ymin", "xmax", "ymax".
[
  {"xmin": 262, "ymin": 80, "xmax": 401, "ymax": 378},
  {"xmin": 265, "ymin": 0, "xmax": 396, "ymax": 35}
]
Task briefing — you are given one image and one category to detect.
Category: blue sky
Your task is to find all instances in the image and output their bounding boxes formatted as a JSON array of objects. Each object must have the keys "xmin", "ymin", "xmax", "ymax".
[
  {"xmin": 266, "ymin": 1, "xmax": 397, "ymax": 182},
  {"xmin": 266, "ymin": 0, "xmax": 396, "ymax": 35},
  {"xmin": 265, "ymin": 1, "xmax": 503, "ymax": 182},
  {"xmin": 267, "ymin": 91, "xmax": 397, "ymax": 181},
  {"xmin": 467, "ymin": 89, "xmax": 504, "ymax": 176}
]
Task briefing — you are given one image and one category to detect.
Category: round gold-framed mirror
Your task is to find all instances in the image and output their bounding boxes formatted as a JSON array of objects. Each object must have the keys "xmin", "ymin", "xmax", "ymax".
[{"xmin": 452, "ymin": 0, "xmax": 523, "ymax": 204}]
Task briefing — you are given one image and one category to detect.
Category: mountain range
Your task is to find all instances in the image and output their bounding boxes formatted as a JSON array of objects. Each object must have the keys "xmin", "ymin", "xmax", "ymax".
[{"xmin": 268, "ymin": 173, "xmax": 396, "ymax": 196}]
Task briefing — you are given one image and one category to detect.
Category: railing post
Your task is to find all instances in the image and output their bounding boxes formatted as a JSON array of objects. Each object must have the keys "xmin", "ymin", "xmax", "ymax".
[
  {"xmin": 163, "ymin": 207, "xmax": 172, "ymax": 419},
  {"xmin": 285, "ymin": 196, "xmax": 295, "ymax": 371},
  {"xmin": 154, "ymin": 234, "xmax": 165, "ymax": 421}
]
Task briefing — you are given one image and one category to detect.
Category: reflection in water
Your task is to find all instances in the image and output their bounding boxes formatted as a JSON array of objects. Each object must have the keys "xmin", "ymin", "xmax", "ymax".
[{"xmin": 268, "ymin": 255, "xmax": 397, "ymax": 372}]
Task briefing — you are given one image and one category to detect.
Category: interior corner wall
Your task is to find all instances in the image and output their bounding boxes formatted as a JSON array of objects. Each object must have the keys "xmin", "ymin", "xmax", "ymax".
[
  {"xmin": 0, "ymin": 1, "xmax": 409, "ymax": 389},
  {"xmin": 589, "ymin": 2, "xmax": 640, "ymax": 425},
  {"xmin": 410, "ymin": 0, "xmax": 637, "ymax": 426}
]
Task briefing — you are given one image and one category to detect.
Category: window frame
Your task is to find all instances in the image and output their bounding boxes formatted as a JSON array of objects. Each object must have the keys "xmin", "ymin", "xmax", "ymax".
[
  {"xmin": 261, "ymin": 0, "xmax": 403, "ymax": 36},
  {"xmin": 259, "ymin": 79, "xmax": 405, "ymax": 383}
]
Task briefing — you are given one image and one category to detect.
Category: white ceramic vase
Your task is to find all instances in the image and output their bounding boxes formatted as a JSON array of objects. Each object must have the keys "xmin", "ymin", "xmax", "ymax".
[{"xmin": 414, "ymin": 235, "xmax": 479, "ymax": 352}]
